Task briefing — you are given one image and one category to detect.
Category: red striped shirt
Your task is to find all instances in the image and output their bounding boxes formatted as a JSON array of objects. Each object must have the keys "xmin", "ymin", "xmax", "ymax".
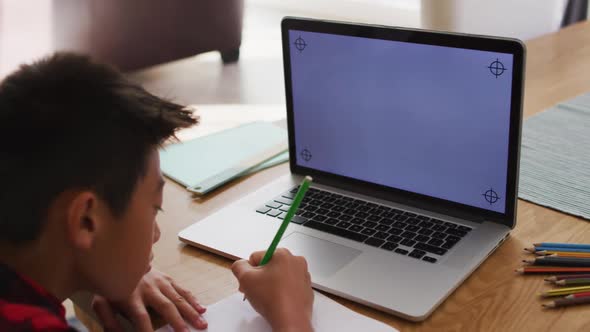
[{"xmin": 0, "ymin": 263, "xmax": 75, "ymax": 331}]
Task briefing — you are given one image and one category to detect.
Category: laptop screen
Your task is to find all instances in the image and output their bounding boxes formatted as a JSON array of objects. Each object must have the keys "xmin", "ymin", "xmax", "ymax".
[{"xmin": 288, "ymin": 29, "xmax": 514, "ymax": 214}]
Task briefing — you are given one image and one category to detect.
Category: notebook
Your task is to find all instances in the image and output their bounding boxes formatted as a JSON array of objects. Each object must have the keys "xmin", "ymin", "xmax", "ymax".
[
  {"xmin": 160, "ymin": 121, "xmax": 287, "ymax": 195},
  {"xmin": 155, "ymin": 291, "xmax": 398, "ymax": 332},
  {"xmin": 249, "ymin": 150, "xmax": 289, "ymax": 173}
]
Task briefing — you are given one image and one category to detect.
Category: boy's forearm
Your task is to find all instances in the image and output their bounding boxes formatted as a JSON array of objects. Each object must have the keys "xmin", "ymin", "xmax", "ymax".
[{"xmin": 274, "ymin": 319, "xmax": 313, "ymax": 332}]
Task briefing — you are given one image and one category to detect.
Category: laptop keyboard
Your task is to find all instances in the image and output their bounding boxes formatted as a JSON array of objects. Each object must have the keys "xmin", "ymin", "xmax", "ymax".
[{"xmin": 256, "ymin": 186, "xmax": 473, "ymax": 264}]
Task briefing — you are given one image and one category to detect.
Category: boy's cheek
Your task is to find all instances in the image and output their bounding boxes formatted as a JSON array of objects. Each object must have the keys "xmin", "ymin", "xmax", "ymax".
[{"xmin": 153, "ymin": 222, "xmax": 161, "ymax": 243}]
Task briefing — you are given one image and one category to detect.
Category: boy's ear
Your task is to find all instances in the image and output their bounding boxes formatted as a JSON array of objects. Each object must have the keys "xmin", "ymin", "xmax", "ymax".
[{"xmin": 65, "ymin": 191, "xmax": 103, "ymax": 250}]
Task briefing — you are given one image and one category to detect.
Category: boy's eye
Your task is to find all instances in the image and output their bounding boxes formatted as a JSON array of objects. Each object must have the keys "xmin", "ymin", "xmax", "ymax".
[{"xmin": 154, "ymin": 206, "xmax": 164, "ymax": 213}]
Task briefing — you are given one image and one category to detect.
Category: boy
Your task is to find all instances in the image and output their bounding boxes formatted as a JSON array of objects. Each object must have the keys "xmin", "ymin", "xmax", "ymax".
[{"xmin": 0, "ymin": 53, "xmax": 314, "ymax": 332}]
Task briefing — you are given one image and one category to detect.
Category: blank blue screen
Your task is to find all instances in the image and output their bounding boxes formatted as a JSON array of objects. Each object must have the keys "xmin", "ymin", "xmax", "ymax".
[{"xmin": 289, "ymin": 30, "xmax": 513, "ymax": 213}]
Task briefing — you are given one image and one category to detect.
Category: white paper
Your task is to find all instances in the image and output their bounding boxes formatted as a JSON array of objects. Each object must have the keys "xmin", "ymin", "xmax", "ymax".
[{"xmin": 156, "ymin": 291, "xmax": 398, "ymax": 332}]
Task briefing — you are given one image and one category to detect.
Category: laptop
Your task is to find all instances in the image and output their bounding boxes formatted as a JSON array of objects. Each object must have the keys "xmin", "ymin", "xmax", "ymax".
[{"xmin": 179, "ymin": 17, "xmax": 525, "ymax": 321}]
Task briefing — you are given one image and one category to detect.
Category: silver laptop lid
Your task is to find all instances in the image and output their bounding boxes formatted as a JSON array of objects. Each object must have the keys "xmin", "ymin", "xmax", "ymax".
[{"xmin": 281, "ymin": 17, "xmax": 525, "ymax": 228}]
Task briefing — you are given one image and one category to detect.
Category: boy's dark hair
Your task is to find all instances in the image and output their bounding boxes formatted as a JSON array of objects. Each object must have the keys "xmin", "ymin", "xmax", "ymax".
[{"xmin": 0, "ymin": 53, "xmax": 197, "ymax": 244}]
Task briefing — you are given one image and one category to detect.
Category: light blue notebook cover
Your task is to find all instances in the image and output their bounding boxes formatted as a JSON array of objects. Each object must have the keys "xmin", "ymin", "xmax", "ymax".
[
  {"xmin": 248, "ymin": 151, "xmax": 289, "ymax": 173},
  {"xmin": 160, "ymin": 122, "xmax": 288, "ymax": 195}
]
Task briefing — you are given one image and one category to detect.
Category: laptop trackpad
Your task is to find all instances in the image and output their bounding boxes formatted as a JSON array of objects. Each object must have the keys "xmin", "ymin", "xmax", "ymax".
[{"xmin": 280, "ymin": 232, "xmax": 361, "ymax": 278}]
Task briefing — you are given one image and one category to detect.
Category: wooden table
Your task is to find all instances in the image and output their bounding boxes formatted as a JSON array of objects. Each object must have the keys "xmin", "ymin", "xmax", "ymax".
[{"xmin": 77, "ymin": 21, "xmax": 590, "ymax": 331}]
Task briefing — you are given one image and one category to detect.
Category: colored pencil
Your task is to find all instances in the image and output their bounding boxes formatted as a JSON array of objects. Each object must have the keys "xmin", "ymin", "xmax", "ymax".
[
  {"xmin": 243, "ymin": 176, "xmax": 312, "ymax": 301},
  {"xmin": 523, "ymin": 257, "xmax": 590, "ymax": 267},
  {"xmin": 545, "ymin": 274, "xmax": 590, "ymax": 282},
  {"xmin": 565, "ymin": 292, "xmax": 590, "ymax": 299},
  {"xmin": 526, "ymin": 247, "xmax": 590, "ymax": 253},
  {"xmin": 555, "ymin": 278, "xmax": 590, "ymax": 286},
  {"xmin": 516, "ymin": 267, "xmax": 590, "ymax": 274},
  {"xmin": 534, "ymin": 243, "xmax": 590, "ymax": 250},
  {"xmin": 545, "ymin": 252, "xmax": 590, "ymax": 258},
  {"xmin": 536, "ymin": 250, "xmax": 590, "ymax": 257},
  {"xmin": 540, "ymin": 285, "xmax": 590, "ymax": 297},
  {"xmin": 542, "ymin": 296, "xmax": 590, "ymax": 308}
]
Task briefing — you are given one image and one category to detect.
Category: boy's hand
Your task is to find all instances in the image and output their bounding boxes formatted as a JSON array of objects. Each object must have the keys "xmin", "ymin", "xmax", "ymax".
[
  {"xmin": 231, "ymin": 248, "xmax": 314, "ymax": 332},
  {"xmin": 91, "ymin": 269, "xmax": 207, "ymax": 332}
]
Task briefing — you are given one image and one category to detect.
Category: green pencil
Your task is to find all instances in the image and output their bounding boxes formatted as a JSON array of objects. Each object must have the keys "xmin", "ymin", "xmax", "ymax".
[
  {"xmin": 555, "ymin": 278, "xmax": 590, "ymax": 286},
  {"xmin": 243, "ymin": 175, "xmax": 313, "ymax": 300}
]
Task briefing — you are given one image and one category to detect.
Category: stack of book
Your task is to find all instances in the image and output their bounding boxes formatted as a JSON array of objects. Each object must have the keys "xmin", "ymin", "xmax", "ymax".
[{"xmin": 517, "ymin": 242, "xmax": 590, "ymax": 308}]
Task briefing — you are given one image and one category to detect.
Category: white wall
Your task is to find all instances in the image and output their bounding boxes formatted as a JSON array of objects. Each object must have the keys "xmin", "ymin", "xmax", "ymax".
[
  {"xmin": 422, "ymin": 0, "xmax": 566, "ymax": 40},
  {"xmin": 252, "ymin": 0, "xmax": 570, "ymax": 40},
  {"xmin": 0, "ymin": 0, "xmax": 53, "ymax": 77},
  {"xmin": 250, "ymin": 0, "xmax": 421, "ymax": 27}
]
